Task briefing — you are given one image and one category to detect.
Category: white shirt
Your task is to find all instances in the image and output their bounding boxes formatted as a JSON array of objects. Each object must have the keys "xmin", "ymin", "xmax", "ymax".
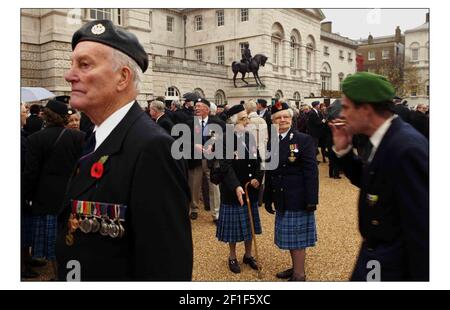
[
  {"xmin": 279, "ymin": 128, "xmax": 290, "ymax": 140},
  {"xmin": 259, "ymin": 108, "xmax": 267, "ymax": 117},
  {"xmin": 333, "ymin": 115, "xmax": 397, "ymax": 161},
  {"xmin": 93, "ymin": 100, "xmax": 135, "ymax": 151}
]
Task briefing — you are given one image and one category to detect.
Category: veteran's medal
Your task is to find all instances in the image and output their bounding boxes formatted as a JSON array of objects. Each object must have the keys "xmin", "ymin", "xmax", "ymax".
[
  {"xmin": 91, "ymin": 217, "xmax": 101, "ymax": 233},
  {"xmin": 109, "ymin": 222, "xmax": 120, "ymax": 238},
  {"xmin": 367, "ymin": 194, "xmax": 379, "ymax": 207},
  {"xmin": 288, "ymin": 144, "xmax": 296, "ymax": 163},
  {"xmin": 100, "ymin": 218, "xmax": 109, "ymax": 236}
]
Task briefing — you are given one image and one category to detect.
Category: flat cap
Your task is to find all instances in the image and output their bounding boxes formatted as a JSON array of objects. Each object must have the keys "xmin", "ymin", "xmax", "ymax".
[
  {"xmin": 311, "ymin": 101, "xmax": 320, "ymax": 107},
  {"xmin": 195, "ymin": 97, "xmax": 210, "ymax": 107},
  {"xmin": 227, "ymin": 104, "xmax": 245, "ymax": 118},
  {"xmin": 256, "ymin": 99, "xmax": 267, "ymax": 105},
  {"xmin": 342, "ymin": 72, "xmax": 395, "ymax": 103},
  {"xmin": 46, "ymin": 99, "xmax": 68, "ymax": 116},
  {"xmin": 271, "ymin": 101, "xmax": 290, "ymax": 115},
  {"xmin": 72, "ymin": 19, "xmax": 149, "ymax": 73}
]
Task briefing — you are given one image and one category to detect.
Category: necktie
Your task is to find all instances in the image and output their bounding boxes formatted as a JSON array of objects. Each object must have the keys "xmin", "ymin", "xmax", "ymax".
[
  {"xmin": 361, "ymin": 140, "xmax": 374, "ymax": 164},
  {"xmin": 79, "ymin": 132, "xmax": 96, "ymax": 161},
  {"xmin": 279, "ymin": 134, "xmax": 283, "ymax": 141}
]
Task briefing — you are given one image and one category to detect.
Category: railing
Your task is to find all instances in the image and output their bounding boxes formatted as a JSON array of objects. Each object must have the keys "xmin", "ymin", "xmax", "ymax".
[{"xmin": 153, "ymin": 55, "xmax": 228, "ymax": 77}]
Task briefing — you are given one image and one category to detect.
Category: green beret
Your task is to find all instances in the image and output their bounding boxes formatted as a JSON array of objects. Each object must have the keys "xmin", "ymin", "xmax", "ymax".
[
  {"xmin": 72, "ymin": 20, "xmax": 149, "ymax": 73},
  {"xmin": 342, "ymin": 72, "xmax": 395, "ymax": 103}
]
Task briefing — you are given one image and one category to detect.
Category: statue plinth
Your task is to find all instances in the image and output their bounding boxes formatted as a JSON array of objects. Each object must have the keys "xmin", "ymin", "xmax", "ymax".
[{"xmin": 226, "ymin": 87, "xmax": 272, "ymax": 106}]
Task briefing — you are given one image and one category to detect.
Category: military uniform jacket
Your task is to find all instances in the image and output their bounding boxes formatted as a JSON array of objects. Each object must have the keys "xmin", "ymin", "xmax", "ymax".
[
  {"xmin": 56, "ymin": 102, "xmax": 193, "ymax": 281},
  {"xmin": 264, "ymin": 128, "xmax": 319, "ymax": 213},
  {"xmin": 218, "ymin": 132, "xmax": 264, "ymax": 205},
  {"xmin": 338, "ymin": 117, "xmax": 429, "ymax": 281}
]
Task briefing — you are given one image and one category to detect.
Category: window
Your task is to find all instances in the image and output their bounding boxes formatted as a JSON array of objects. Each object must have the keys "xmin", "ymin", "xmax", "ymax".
[
  {"xmin": 339, "ymin": 50, "xmax": 344, "ymax": 59},
  {"xmin": 411, "ymin": 87, "xmax": 417, "ymax": 97},
  {"xmin": 216, "ymin": 45, "xmax": 224, "ymax": 65},
  {"xmin": 166, "ymin": 16, "xmax": 174, "ymax": 32},
  {"xmin": 412, "ymin": 48, "xmax": 419, "ymax": 61},
  {"xmin": 89, "ymin": 9, "xmax": 122, "ymax": 25},
  {"xmin": 272, "ymin": 41, "xmax": 279, "ymax": 65},
  {"xmin": 216, "ymin": 10, "xmax": 224, "ymax": 27},
  {"xmin": 426, "ymin": 85, "xmax": 429, "ymax": 97},
  {"xmin": 348, "ymin": 52, "xmax": 353, "ymax": 61},
  {"xmin": 382, "ymin": 49, "xmax": 390, "ymax": 59},
  {"xmin": 195, "ymin": 15, "xmax": 203, "ymax": 31},
  {"xmin": 293, "ymin": 92, "xmax": 301, "ymax": 102},
  {"xmin": 368, "ymin": 50, "xmax": 375, "ymax": 61},
  {"xmin": 215, "ymin": 90, "xmax": 226, "ymax": 105},
  {"xmin": 240, "ymin": 9, "xmax": 249, "ymax": 22},
  {"xmin": 167, "ymin": 50, "xmax": 174, "ymax": 57},
  {"xmin": 338, "ymin": 73, "xmax": 344, "ymax": 91},
  {"xmin": 165, "ymin": 87, "xmax": 180, "ymax": 98},
  {"xmin": 306, "ymin": 50, "xmax": 312, "ymax": 76},
  {"xmin": 195, "ymin": 49, "xmax": 203, "ymax": 62},
  {"xmin": 275, "ymin": 90, "xmax": 283, "ymax": 100},
  {"xmin": 323, "ymin": 46, "xmax": 329, "ymax": 56},
  {"xmin": 290, "ymin": 37, "xmax": 296, "ymax": 67}
]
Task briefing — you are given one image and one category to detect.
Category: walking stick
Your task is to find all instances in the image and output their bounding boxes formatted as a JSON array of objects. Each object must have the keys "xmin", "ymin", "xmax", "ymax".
[{"xmin": 244, "ymin": 181, "xmax": 263, "ymax": 279}]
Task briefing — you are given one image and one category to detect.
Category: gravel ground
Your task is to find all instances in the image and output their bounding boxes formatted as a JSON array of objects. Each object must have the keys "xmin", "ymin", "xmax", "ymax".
[{"xmin": 24, "ymin": 162, "xmax": 362, "ymax": 282}]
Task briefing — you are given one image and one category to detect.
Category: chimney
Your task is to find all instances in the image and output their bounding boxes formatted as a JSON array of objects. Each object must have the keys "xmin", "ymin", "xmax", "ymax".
[
  {"xmin": 426, "ymin": 12, "xmax": 429, "ymax": 23},
  {"xmin": 368, "ymin": 34, "xmax": 373, "ymax": 44},
  {"xmin": 321, "ymin": 22, "xmax": 332, "ymax": 33},
  {"xmin": 395, "ymin": 26, "xmax": 401, "ymax": 43}
]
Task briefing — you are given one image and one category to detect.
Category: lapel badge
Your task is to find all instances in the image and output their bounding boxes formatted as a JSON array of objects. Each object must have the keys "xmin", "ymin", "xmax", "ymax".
[
  {"xmin": 366, "ymin": 194, "xmax": 379, "ymax": 207},
  {"xmin": 289, "ymin": 133, "xmax": 294, "ymax": 140},
  {"xmin": 91, "ymin": 23, "xmax": 106, "ymax": 35}
]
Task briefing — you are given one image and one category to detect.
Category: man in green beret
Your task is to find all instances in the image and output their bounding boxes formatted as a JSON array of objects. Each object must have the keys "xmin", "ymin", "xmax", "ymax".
[{"xmin": 330, "ymin": 72, "xmax": 429, "ymax": 281}]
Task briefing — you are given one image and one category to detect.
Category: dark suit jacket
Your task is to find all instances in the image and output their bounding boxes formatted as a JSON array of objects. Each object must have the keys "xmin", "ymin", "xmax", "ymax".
[
  {"xmin": 218, "ymin": 132, "xmax": 264, "ymax": 205},
  {"xmin": 306, "ymin": 109, "xmax": 324, "ymax": 139},
  {"xmin": 338, "ymin": 117, "xmax": 429, "ymax": 281},
  {"xmin": 156, "ymin": 113, "xmax": 174, "ymax": 135},
  {"xmin": 392, "ymin": 104, "xmax": 411, "ymax": 123},
  {"xmin": 23, "ymin": 114, "xmax": 43, "ymax": 135},
  {"xmin": 56, "ymin": 102, "xmax": 193, "ymax": 281},
  {"xmin": 409, "ymin": 111, "xmax": 429, "ymax": 139},
  {"xmin": 260, "ymin": 109, "xmax": 272, "ymax": 129},
  {"xmin": 264, "ymin": 128, "xmax": 319, "ymax": 212},
  {"xmin": 23, "ymin": 127, "xmax": 85, "ymax": 215}
]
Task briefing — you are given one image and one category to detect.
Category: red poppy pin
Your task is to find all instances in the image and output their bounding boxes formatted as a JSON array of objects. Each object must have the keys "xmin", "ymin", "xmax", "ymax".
[
  {"xmin": 275, "ymin": 101, "xmax": 282, "ymax": 110},
  {"xmin": 90, "ymin": 155, "xmax": 109, "ymax": 179}
]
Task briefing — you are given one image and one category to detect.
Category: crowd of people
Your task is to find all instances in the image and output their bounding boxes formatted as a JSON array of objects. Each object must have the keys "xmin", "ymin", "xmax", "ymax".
[{"xmin": 20, "ymin": 19, "xmax": 429, "ymax": 282}]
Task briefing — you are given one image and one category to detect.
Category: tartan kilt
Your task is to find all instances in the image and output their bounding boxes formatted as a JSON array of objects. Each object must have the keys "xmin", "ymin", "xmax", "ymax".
[
  {"xmin": 216, "ymin": 201, "xmax": 262, "ymax": 243},
  {"xmin": 31, "ymin": 214, "xmax": 57, "ymax": 260},
  {"xmin": 275, "ymin": 210, "xmax": 317, "ymax": 250}
]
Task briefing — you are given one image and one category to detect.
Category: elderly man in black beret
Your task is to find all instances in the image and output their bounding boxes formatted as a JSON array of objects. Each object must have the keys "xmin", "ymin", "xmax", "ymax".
[
  {"xmin": 56, "ymin": 20, "xmax": 193, "ymax": 281},
  {"xmin": 330, "ymin": 72, "xmax": 429, "ymax": 281},
  {"xmin": 263, "ymin": 101, "xmax": 319, "ymax": 281}
]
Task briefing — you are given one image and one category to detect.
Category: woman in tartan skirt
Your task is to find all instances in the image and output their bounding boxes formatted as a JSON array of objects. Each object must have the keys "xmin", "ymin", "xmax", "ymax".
[
  {"xmin": 263, "ymin": 101, "xmax": 319, "ymax": 281},
  {"xmin": 215, "ymin": 104, "xmax": 264, "ymax": 274}
]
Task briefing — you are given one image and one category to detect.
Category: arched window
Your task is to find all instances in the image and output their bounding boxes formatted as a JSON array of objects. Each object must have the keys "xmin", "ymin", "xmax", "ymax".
[
  {"xmin": 290, "ymin": 29, "xmax": 301, "ymax": 69},
  {"xmin": 165, "ymin": 86, "xmax": 180, "ymax": 101},
  {"xmin": 194, "ymin": 88, "xmax": 205, "ymax": 98},
  {"xmin": 271, "ymin": 23, "xmax": 285, "ymax": 69},
  {"xmin": 306, "ymin": 35, "xmax": 316, "ymax": 77},
  {"xmin": 293, "ymin": 92, "xmax": 301, "ymax": 101},
  {"xmin": 215, "ymin": 90, "xmax": 226, "ymax": 105},
  {"xmin": 338, "ymin": 72, "xmax": 344, "ymax": 91},
  {"xmin": 410, "ymin": 42, "xmax": 420, "ymax": 61},
  {"xmin": 275, "ymin": 90, "xmax": 284, "ymax": 100},
  {"xmin": 320, "ymin": 62, "xmax": 332, "ymax": 91}
]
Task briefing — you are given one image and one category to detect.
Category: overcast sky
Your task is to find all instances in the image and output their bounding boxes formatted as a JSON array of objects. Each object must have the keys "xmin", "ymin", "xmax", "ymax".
[{"xmin": 321, "ymin": 9, "xmax": 429, "ymax": 40}]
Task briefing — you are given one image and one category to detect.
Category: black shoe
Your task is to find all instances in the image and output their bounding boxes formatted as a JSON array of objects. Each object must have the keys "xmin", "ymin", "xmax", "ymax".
[
  {"xmin": 228, "ymin": 258, "xmax": 241, "ymax": 273},
  {"xmin": 21, "ymin": 268, "xmax": 39, "ymax": 279},
  {"xmin": 276, "ymin": 268, "xmax": 293, "ymax": 279},
  {"xmin": 243, "ymin": 255, "xmax": 259, "ymax": 270},
  {"xmin": 190, "ymin": 213, "xmax": 198, "ymax": 220},
  {"xmin": 288, "ymin": 274, "xmax": 306, "ymax": 281}
]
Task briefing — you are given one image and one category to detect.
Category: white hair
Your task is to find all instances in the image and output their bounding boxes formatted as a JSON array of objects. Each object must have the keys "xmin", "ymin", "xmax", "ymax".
[
  {"xmin": 150, "ymin": 100, "xmax": 165, "ymax": 113},
  {"xmin": 111, "ymin": 48, "xmax": 144, "ymax": 92},
  {"xmin": 271, "ymin": 108, "xmax": 294, "ymax": 120},
  {"xmin": 209, "ymin": 102, "xmax": 217, "ymax": 115},
  {"xmin": 171, "ymin": 100, "xmax": 182, "ymax": 109},
  {"xmin": 244, "ymin": 99, "xmax": 257, "ymax": 113}
]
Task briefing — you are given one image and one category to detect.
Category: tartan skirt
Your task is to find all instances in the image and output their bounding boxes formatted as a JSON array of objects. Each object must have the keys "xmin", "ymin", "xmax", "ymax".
[
  {"xmin": 275, "ymin": 210, "xmax": 317, "ymax": 250},
  {"xmin": 31, "ymin": 215, "xmax": 57, "ymax": 260},
  {"xmin": 216, "ymin": 202, "xmax": 262, "ymax": 243}
]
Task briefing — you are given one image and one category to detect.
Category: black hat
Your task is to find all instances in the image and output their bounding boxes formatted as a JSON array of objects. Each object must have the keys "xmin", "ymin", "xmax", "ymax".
[
  {"xmin": 72, "ymin": 19, "xmax": 149, "ymax": 73},
  {"xmin": 256, "ymin": 98, "xmax": 267, "ymax": 105},
  {"xmin": 227, "ymin": 104, "xmax": 245, "ymax": 118},
  {"xmin": 311, "ymin": 101, "xmax": 320, "ymax": 107},
  {"xmin": 240, "ymin": 100, "xmax": 245, "ymax": 105},
  {"xmin": 55, "ymin": 95, "xmax": 70, "ymax": 104},
  {"xmin": 46, "ymin": 99, "xmax": 68, "ymax": 116},
  {"xmin": 217, "ymin": 104, "xmax": 225, "ymax": 108},
  {"xmin": 270, "ymin": 101, "xmax": 290, "ymax": 115},
  {"xmin": 195, "ymin": 97, "xmax": 210, "ymax": 107}
]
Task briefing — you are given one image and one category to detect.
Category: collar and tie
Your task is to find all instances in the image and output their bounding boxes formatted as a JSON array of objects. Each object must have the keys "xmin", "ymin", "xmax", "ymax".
[
  {"xmin": 79, "ymin": 132, "xmax": 96, "ymax": 162},
  {"xmin": 361, "ymin": 140, "xmax": 374, "ymax": 164}
]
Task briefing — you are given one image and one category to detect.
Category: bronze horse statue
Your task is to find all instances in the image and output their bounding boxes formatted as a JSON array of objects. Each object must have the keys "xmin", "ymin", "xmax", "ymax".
[{"xmin": 232, "ymin": 54, "xmax": 268, "ymax": 88}]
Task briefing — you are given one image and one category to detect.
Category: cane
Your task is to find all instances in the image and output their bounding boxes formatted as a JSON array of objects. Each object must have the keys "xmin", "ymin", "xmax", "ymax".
[{"xmin": 244, "ymin": 181, "xmax": 263, "ymax": 279}]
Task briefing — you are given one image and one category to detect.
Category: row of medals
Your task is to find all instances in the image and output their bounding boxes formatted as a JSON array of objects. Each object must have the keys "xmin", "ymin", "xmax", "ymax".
[{"xmin": 66, "ymin": 214, "xmax": 125, "ymax": 246}]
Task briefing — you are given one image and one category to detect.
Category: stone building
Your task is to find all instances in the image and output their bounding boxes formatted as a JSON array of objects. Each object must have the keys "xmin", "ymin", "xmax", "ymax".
[
  {"xmin": 21, "ymin": 8, "xmax": 357, "ymax": 107},
  {"xmin": 404, "ymin": 13, "xmax": 429, "ymax": 106}
]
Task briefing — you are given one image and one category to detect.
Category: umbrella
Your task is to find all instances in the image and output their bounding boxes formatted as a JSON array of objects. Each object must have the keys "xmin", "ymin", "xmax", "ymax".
[
  {"xmin": 327, "ymin": 99, "xmax": 342, "ymax": 120},
  {"xmin": 182, "ymin": 92, "xmax": 201, "ymax": 102},
  {"xmin": 21, "ymin": 87, "xmax": 55, "ymax": 102}
]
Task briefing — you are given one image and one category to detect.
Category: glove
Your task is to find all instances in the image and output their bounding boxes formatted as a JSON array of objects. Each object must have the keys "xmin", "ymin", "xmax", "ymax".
[{"xmin": 264, "ymin": 201, "xmax": 275, "ymax": 214}]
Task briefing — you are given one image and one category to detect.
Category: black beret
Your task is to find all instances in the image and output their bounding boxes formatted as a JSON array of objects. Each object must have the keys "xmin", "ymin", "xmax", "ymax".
[
  {"xmin": 256, "ymin": 99, "xmax": 267, "ymax": 105},
  {"xmin": 240, "ymin": 100, "xmax": 245, "ymax": 105},
  {"xmin": 195, "ymin": 97, "xmax": 210, "ymax": 107},
  {"xmin": 227, "ymin": 104, "xmax": 245, "ymax": 118},
  {"xmin": 46, "ymin": 99, "xmax": 68, "ymax": 116},
  {"xmin": 55, "ymin": 95, "xmax": 70, "ymax": 104},
  {"xmin": 72, "ymin": 19, "xmax": 149, "ymax": 73},
  {"xmin": 311, "ymin": 101, "xmax": 320, "ymax": 107},
  {"xmin": 271, "ymin": 101, "xmax": 290, "ymax": 115}
]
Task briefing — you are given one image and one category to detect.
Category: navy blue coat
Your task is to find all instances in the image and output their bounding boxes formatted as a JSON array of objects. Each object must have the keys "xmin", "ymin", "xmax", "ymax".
[
  {"xmin": 338, "ymin": 117, "xmax": 429, "ymax": 281},
  {"xmin": 264, "ymin": 128, "xmax": 319, "ymax": 212}
]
